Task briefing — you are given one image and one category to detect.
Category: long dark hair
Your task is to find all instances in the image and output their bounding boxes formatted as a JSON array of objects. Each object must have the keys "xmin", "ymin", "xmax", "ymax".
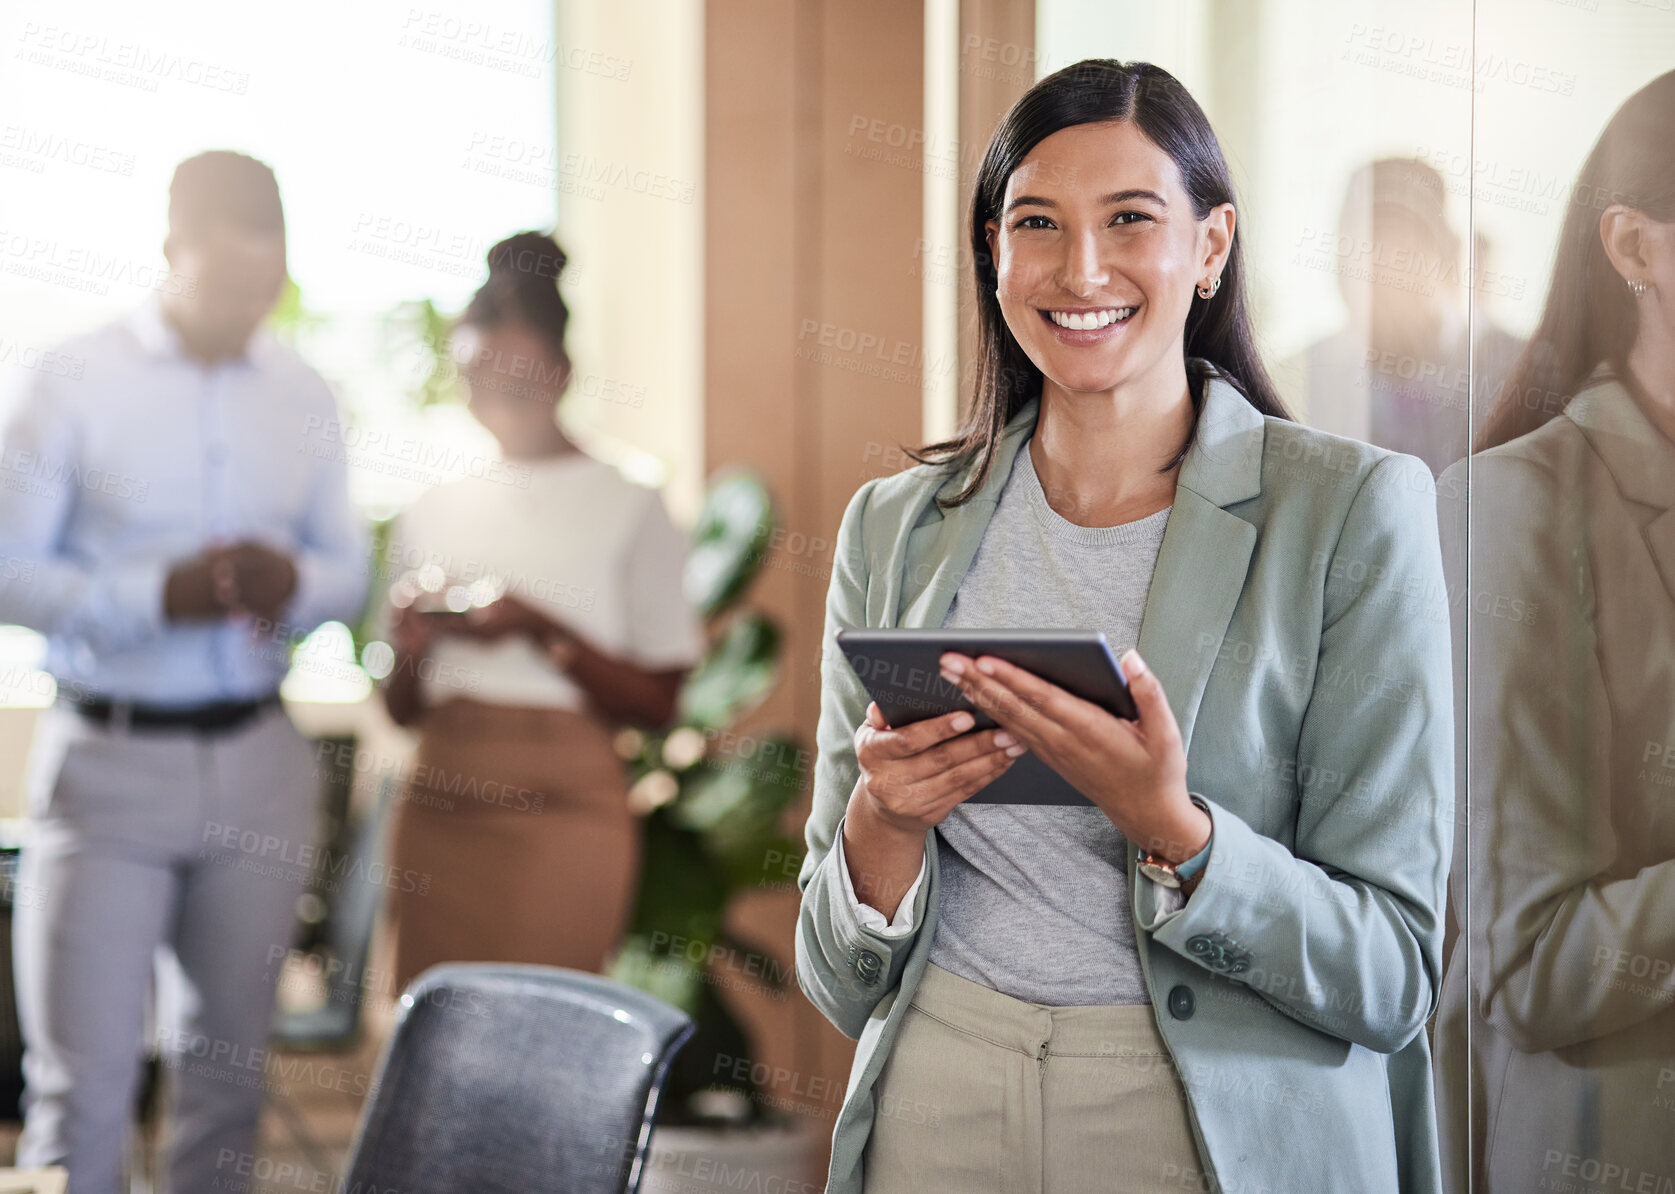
[
  {"xmin": 1476, "ymin": 70, "xmax": 1675, "ymax": 452},
  {"xmin": 907, "ymin": 59, "xmax": 1291, "ymax": 509},
  {"xmin": 461, "ymin": 230, "xmax": 572, "ymax": 367}
]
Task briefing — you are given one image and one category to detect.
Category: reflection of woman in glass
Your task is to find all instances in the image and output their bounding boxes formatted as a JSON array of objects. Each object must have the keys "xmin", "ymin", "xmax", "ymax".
[
  {"xmin": 377, "ymin": 231, "xmax": 704, "ymax": 991},
  {"xmin": 797, "ymin": 61, "xmax": 1454, "ymax": 1194},
  {"xmin": 1435, "ymin": 72, "xmax": 1675, "ymax": 1194}
]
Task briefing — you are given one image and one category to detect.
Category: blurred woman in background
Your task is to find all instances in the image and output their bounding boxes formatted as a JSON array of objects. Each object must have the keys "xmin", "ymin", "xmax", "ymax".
[
  {"xmin": 378, "ymin": 230, "xmax": 704, "ymax": 991},
  {"xmin": 1434, "ymin": 70, "xmax": 1675, "ymax": 1194}
]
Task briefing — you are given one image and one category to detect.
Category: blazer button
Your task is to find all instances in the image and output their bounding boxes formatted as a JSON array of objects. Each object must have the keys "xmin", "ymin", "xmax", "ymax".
[
  {"xmin": 1185, "ymin": 935, "xmax": 1213, "ymax": 958},
  {"xmin": 854, "ymin": 948, "xmax": 883, "ymax": 985},
  {"xmin": 1168, "ymin": 985, "xmax": 1196, "ymax": 1020}
]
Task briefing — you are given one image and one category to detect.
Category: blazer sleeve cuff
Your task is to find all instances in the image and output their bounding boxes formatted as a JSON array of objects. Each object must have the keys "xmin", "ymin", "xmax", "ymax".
[
  {"xmin": 1137, "ymin": 796, "xmax": 1264, "ymax": 977},
  {"xmin": 836, "ymin": 829, "xmax": 926, "ymax": 938},
  {"xmin": 811, "ymin": 815, "xmax": 932, "ymax": 995}
]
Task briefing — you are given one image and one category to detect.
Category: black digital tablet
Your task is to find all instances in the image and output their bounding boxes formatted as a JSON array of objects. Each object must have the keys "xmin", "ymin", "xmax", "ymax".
[{"xmin": 833, "ymin": 628, "xmax": 1137, "ymax": 806}]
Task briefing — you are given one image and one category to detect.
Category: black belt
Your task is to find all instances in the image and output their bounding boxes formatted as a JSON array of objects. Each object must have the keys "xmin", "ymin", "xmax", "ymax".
[{"xmin": 63, "ymin": 692, "xmax": 283, "ymax": 733}]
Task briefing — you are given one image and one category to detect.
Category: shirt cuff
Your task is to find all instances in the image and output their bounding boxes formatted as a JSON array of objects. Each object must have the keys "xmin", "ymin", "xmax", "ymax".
[
  {"xmin": 835, "ymin": 830, "xmax": 925, "ymax": 938},
  {"xmin": 64, "ymin": 558, "xmax": 169, "ymax": 655}
]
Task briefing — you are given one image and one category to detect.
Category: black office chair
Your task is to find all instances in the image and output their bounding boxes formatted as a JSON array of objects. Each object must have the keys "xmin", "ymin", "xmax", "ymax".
[{"xmin": 342, "ymin": 964, "xmax": 695, "ymax": 1194}]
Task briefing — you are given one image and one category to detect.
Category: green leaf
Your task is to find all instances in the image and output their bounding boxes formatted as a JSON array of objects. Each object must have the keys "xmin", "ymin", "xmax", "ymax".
[
  {"xmin": 720, "ymin": 830, "xmax": 804, "ymax": 894},
  {"xmin": 389, "ymin": 297, "xmax": 464, "ymax": 408},
  {"xmin": 622, "ymin": 815, "xmax": 728, "ymax": 946},
  {"xmin": 685, "ymin": 470, "xmax": 774, "ymax": 617},
  {"xmin": 608, "ymin": 938, "xmax": 705, "ymax": 1017},
  {"xmin": 670, "ymin": 737, "xmax": 806, "ymax": 871},
  {"xmin": 347, "ymin": 514, "xmax": 396, "ymax": 656},
  {"xmin": 676, "ymin": 614, "xmax": 781, "ymax": 730}
]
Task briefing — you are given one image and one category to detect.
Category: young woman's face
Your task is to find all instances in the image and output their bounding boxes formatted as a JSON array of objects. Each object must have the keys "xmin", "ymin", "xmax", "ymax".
[
  {"xmin": 985, "ymin": 119, "xmax": 1233, "ymax": 398},
  {"xmin": 452, "ymin": 320, "xmax": 568, "ymax": 449}
]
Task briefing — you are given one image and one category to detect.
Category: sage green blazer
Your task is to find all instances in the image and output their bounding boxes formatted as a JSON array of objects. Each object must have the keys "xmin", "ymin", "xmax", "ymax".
[{"xmin": 795, "ymin": 374, "xmax": 1454, "ymax": 1194}]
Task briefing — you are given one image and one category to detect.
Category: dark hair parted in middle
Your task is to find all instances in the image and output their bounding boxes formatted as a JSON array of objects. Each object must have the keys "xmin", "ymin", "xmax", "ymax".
[
  {"xmin": 907, "ymin": 59, "xmax": 1291, "ymax": 510},
  {"xmin": 461, "ymin": 229, "xmax": 572, "ymax": 364}
]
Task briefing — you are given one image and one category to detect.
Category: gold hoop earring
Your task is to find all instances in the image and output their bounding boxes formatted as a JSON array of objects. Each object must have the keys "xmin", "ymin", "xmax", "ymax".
[
  {"xmin": 1196, "ymin": 277, "xmax": 1221, "ymax": 300},
  {"xmin": 1630, "ymin": 278, "xmax": 1652, "ymax": 298}
]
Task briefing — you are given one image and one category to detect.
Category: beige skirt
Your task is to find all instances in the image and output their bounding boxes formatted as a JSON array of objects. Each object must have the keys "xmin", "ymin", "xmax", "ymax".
[
  {"xmin": 863, "ymin": 962, "xmax": 1207, "ymax": 1194},
  {"xmin": 385, "ymin": 698, "xmax": 638, "ymax": 993}
]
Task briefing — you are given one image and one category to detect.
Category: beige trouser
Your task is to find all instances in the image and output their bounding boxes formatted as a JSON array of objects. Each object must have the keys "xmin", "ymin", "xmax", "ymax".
[{"xmin": 862, "ymin": 962, "xmax": 1209, "ymax": 1194}]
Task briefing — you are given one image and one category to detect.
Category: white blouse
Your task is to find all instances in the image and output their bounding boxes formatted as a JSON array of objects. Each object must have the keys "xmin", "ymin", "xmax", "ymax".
[{"xmin": 384, "ymin": 451, "xmax": 705, "ymax": 712}]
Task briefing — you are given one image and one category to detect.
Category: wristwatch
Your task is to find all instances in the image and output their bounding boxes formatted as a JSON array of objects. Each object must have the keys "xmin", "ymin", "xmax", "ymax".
[
  {"xmin": 1137, "ymin": 850, "xmax": 1197, "ymax": 889},
  {"xmin": 1137, "ymin": 824, "xmax": 1212, "ymax": 893}
]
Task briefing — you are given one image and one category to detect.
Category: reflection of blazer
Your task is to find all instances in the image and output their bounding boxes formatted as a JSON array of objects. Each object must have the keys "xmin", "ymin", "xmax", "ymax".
[
  {"xmin": 1434, "ymin": 377, "xmax": 1675, "ymax": 1193},
  {"xmin": 796, "ymin": 375, "xmax": 1455, "ymax": 1194}
]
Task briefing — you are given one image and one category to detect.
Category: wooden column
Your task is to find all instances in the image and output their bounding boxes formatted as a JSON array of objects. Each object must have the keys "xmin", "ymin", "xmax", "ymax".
[
  {"xmin": 956, "ymin": 0, "xmax": 1037, "ymax": 423},
  {"xmin": 703, "ymin": 0, "xmax": 1035, "ymax": 1170}
]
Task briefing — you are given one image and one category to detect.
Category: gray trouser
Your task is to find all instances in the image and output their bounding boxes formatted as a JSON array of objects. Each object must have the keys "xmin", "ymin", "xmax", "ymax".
[{"xmin": 13, "ymin": 701, "xmax": 317, "ymax": 1194}]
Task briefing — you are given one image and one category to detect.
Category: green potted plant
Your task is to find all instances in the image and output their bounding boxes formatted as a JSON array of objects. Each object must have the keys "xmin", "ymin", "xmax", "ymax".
[
  {"xmin": 608, "ymin": 466, "xmax": 822, "ymax": 1191},
  {"xmin": 608, "ymin": 467, "xmax": 808, "ymax": 1114}
]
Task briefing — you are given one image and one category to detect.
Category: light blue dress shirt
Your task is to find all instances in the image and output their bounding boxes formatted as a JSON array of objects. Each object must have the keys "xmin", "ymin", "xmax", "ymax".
[{"xmin": 0, "ymin": 300, "xmax": 369, "ymax": 706}]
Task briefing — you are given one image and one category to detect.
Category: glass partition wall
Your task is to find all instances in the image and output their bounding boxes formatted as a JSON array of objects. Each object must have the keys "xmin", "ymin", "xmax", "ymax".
[
  {"xmin": 1026, "ymin": 4, "xmax": 1675, "ymax": 1191},
  {"xmin": 1456, "ymin": 5, "xmax": 1675, "ymax": 1194}
]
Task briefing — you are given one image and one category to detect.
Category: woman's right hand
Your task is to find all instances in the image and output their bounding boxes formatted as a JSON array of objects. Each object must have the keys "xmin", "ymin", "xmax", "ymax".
[
  {"xmin": 851, "ymin": 702, "xmax": 1026, "ymax": 834},
  {"xmin": 841, "ymin": 702, "xmax": 1025, "ymax": 921},
  {"xmin": 391, "ymin": 602, "xmax": 468, "ymax": 658}
]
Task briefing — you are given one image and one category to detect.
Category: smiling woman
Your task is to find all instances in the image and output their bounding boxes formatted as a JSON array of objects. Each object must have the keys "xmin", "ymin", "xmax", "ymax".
[{"xmin": 796, "ymin": 60, "xmax": 1455, "ymax": 1194}]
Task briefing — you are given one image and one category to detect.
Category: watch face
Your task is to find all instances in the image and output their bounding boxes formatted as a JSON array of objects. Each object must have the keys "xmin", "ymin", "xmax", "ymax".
[{"xmin": 1139, "ymin": 860, "xmax": 1183, "ymax": 889}]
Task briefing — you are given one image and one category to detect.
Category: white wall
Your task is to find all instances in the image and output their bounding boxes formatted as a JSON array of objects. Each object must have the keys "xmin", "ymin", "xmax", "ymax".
[
  {"xmin": 550, "ymin": 0, "xmax": 705, "ymax": 521},
  {"xmin": 1471, "ymin": 0, "xmax": 1675, "ymax": 337},
  {"xmin": 1034, "ymin": 0, "xmax": 1675, "ymax": 364}
]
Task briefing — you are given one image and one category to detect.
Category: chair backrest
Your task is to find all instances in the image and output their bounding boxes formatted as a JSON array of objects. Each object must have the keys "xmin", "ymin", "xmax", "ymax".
[{"xmin": 342, "ymin": 964, "xmax": 694, "ymax": 1194}]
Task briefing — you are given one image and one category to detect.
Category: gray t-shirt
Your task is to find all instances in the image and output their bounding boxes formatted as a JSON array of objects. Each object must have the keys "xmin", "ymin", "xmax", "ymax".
[{"xmin": 930, "ymin": 434, "xmax": 1170, "ymax": 1006}]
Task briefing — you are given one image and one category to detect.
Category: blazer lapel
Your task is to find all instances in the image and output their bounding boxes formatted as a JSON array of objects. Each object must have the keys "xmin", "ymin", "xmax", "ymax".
[
  {"xmin": 1134, "ymin": 376, "xmax": 1266, "ymax": 754},
  {"xmin": 1568, "ymin": 378, "xmax": 1675, "ymax": 605},
  {"xmin": 1646, "ymin": 511, "xmax": 1675, "ymax": 606},
  {"xmin": 1135, "ymin": 489, "xmax": 1257, "ymax": 753},
  {"xmin": 896, "ymin": 400, "xmax": 1042, "ymax": 630},
  {"xmin": 896, "ymin": 503, "xmax": 996, "ymax": 629}
]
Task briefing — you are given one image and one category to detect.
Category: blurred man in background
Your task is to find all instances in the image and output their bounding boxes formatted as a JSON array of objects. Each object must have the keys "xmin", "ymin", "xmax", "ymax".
[
  {"xmin": 0, "ymin": 151, "xmax": 367, "ymax": 1194},
  {"xmin": 1280, "ymin": 157, "xmax": 1525, "ymax": 475}
]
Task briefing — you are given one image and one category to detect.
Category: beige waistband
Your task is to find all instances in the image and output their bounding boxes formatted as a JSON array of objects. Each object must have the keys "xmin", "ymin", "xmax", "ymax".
[{"xmin": 909, "ymin": 962, "xmax": 1173, "ymax": 1060}]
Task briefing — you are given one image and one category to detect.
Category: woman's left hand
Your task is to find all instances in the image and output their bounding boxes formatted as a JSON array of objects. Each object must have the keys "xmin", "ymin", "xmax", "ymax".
[{"xmin": 939, "ymin": 648, "xmax": 1211, "ymax": 862}]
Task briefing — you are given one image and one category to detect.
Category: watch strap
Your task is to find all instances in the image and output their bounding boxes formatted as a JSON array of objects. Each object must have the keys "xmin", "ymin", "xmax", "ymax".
[{"xmin": 1175, "ymin": 836, "xmax": 1212, "ymax": 881}]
